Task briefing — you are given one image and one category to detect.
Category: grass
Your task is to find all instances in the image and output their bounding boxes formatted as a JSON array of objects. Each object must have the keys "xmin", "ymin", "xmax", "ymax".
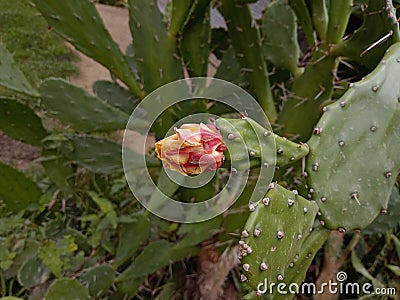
[{"xmin": 0, "ymin": 0, "xmax": 78, "ymax": 88}]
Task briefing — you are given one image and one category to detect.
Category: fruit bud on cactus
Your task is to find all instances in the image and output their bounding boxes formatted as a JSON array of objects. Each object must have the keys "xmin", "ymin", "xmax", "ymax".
[{"xmin": 155, "ymin": 123, "xmax": 227, "ymax": 175}]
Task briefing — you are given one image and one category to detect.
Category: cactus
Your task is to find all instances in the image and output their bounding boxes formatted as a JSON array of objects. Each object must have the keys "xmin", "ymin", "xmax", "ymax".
[
  {"xmin": 0, "ymin": 98, "xmax": 47, "ymax": 146},
  {"xmin": 92, "ymin": 80, "xmax": 140, "ymax": 115},
  {"xmin": 331, "ymin": 0, "xmax": 400, "ymax": 70},
  {"xmin": 180, "ymin": 0, "xmax": 212, "ymax": 77},
  {"xmin": 261, "ymin": 0, "xmax": 301, "ymax": 76},
  {"xmin": 309, "ymin": 0, "xmax": 328, "ymax": 40},
  {"xmin": 168, "ymin": 0, "xmax": 196, "ymax": 36},
  {"xmin": 31, "ymin": 0, "xmax": 143, "ymax": 98},
  {"xmin": 0, "ymin": 162, "xmax": 42, "ymax": 213},
  {"xmin": 128, "ymin": 0, "xmax": 183, "ymax": 93},
  {"xmin": 288, "ymin": 0, "xmax": 315, "ymax": 47},
  {"xmin": 40, "ymin": 78, "xmax": 132, "ymax": 132},
  {"xmin": 59, "ymin": 134, "xmax": 160, "ymax": 175},
  {"xmin": 239, "ymin": 184, "xmax": 319, "ymax": 292},
  {"xmin": 219, "ymin": 0, "xmax": 277, "ymax": 122},
  {"xmin": 216, "ymin": 118, "xmax": 309, "ymax": 170},
  {"xmin": 306, "ymin": 42, "xmax": 400, "ymax": 230},
  {"xmin": 0, "ymin": 44, "xmax": 38, "ymax": 97}
]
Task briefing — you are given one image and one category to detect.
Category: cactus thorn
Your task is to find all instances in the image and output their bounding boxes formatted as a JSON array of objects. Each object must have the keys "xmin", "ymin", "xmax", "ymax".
[
  {"xmin": 322, "ymin": 106, "xmax": 328, "ymax": 112},
  {"xmin": 372, "ymin": 85, "xmax": 379, "ymax": 92},
  {"xmin": 260, "ymin": 262, "xmax": 268, "ymax": 271},
  {"xmin": 277, "ymin": 148, "xmax": 284, "ymax": 154},
  {"xmin": 320, "ymin": 220, "xmax": 325, "ymax": 226},
  {"xmin": 242, "ymin": 230, "xmax": 249, "ymax": 238},
  {"xmin": 313, "ymin": 127, "xmax": 322, "ymax": 135},
  {"xmin": 264, "ymin": 130, "xmax": 272, "ymax": 137},
  {"xmin": 249, "ymin": 202, "xmax": 256, "ymax": 211},
  {"xmin": 268, "ymin": 182, "xmax": 276, "ymax": 190},
  {"xmin": 380, "ymin": 209, "xmax": 388, "ymax": 214},
  {"xmin": 277, "ymin": 275, "xmax": 284, "ymax": 281},
  {"xmin": 338, "ymin": 228, "xmax": 346, "ymax": 233},
  {"xmin": 263, "ymin": 162, "xmax": 269, "ymax": 168},
  {"xmin": 277, "ymin": 231, "xmax": 284, "ymax": 239},
  {"xmin": 321, "ymin": 197, "xmax": 327, "ymax": 202},
  {"xmin": 231, "ymin": 168, "xmax": 238, "ymax": 176},
  {"xmin": 253, "ymin": 228, "xmax": 261, "ymax": 237},
  {"xmin": 351, "ymin": 191, "xmax": 361, "ymax": 205},
  {"xmin": 262, "ymin": 197, "xmax": 270, "ymax": 206},
  {"xmin": 288, "ymin": 199, "xmax": 295, "ymax": 206},
  {"xmin": 303, "ymin": 207, "xmax": 308, "ymax": 213},
  {"xmin": 290, "ymin": 156, "xmax": 295, "ymax": 161},
  {"xmin": 338, "ymin": 140, "xmax": 345, "ymax": 147},
  {"xmin": 243, "ymin": 263, "xmax": 250, "ymax": 272},
  {"xmin": 227, "ymin": 133, "xmax": 235, "ymax": 140},
  {"xmin": 384, "ymin": 171, "xmax": 392, "ymax": 178},
  {"xmin": 370, "ymin": 125, "xmax": 377, "ymax": 132},
  {"xmin": 240, "ymin": 274, "xmax": 248, "ymax": 282},
  {"xmin": 289, "ymin": 262, "xmax": 294, "ymax": 268},
  {"xmin": 297, "ymin": 233, "xmax": 302, "ymax": 240},
  {"xmin": 249, "ymin": 151, "xmax": 256, "ymax": 157},
  {"xmin": 312, "ymin": 163, "xmax": 319, "ymax": 172},
  {"xmin": 340, "ymin": 101, "xmax": 346, "ymax": 108},
  {"xmin": 292, "ymin": 190, "xmax": 299, "ymax": 195}
]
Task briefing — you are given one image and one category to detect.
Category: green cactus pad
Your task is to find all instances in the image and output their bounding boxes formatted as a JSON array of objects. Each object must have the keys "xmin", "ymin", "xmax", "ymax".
[
  {"xmin": 59, "ymin": 134, "xmax": 160, "ymax": 174},
  {"xmin": 262, "ymin": 0, "xmax": 301, "ymax": 76},
  {"xmin": 332, "ymin": 0, "xmax": 400, "ymax": 70},
  {"xmin": 128, "ymin": 0, "xmax": 183, "ymax": 93},
  {"xmin": 288, "ymin": 0, "xmax": 315, "ymax": 47},
  {"xmin": 0, "ymin": 44, "xmax": 38, "ymax": 97},
  {"xmin": 219, "ymin": 0, "xmax": 277, "ymax": 122},
  {"xmin": 240, "ymin": 184, "xmax": 318, "ymax": 291},
  {"xmin": 40, "ymin": 78, "xmax": 131, "ymax": 132},
  {"xmin": 0, "ymin": 98, "xmax": 47, "ymax": 146},
  {"xmin": 169, "ymin": 0, "xmax": 196, "ymax": 36},
  {"xmin": 180, "ymin": 0, "xmax": 211, "ymax": 77},
  {"xmin": 216, "ymin": 118, "xmax": 309, "ymax": 170},
  {"xmin": 307, "ymin": 42, "xmax": 400, "ymax": 230},
  {"xmin": 0, "ymin": 162, "xmax": 42, "ymax": 214},
  {"xmin": 32, "ymin": 0, "xmax": 142, "ymax": 97},
  {"xmin": 93, "ymin": 80, "xmax": 140, "ymax": 115}
]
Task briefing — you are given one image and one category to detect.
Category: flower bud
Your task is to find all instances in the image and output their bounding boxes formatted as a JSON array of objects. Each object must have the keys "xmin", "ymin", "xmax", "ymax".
[{"xmin": 155, "ymin": 123, "xmax": 226, "ymax": 175}]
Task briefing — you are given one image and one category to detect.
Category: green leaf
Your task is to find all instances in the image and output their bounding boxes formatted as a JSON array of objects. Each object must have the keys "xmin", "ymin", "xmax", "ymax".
[
  {"xmin": 88, "ymin": 192, "xmax": 117, "ymax": 228},
  {"xmin": 17, "ymin": 256, "xmax": 49, "ymax": 288},
  {"xmin": 351, "ymin": 251, "xmax": 384, "ymax": 288},
  {"xmin": 80, "ymin": 264, "xmax": 115, "ymax": 297},
  {"xmin": 38, "ymin": 240, "xmax": 62, "ymax": 278},
  {"xmin": 40, "ymin": 78, "xmax": 130, "ymax": 132},
  {"xmin": 114, "ymin": 215, "xmax": 151, "ymax": 268},
  {"xmin": 386, "ymin": 264, "xmax": 400, "ymax": 276},
  {"xmin": 118, "ymin": 240, "xmax": 171, "ymax": 281},
  {"xmin": 0, "ymin": 162, "xmax": 42, "ymax": 214},
  {"xmin": 45, "ymin": 278, "xmax": 90, "ymax": 300},
  {"xmin": 0, "ymin": 44, "xmax": 38, "ymax": 97},
  {"xmin": 0, "ymin": 98, "xmax": 47, "ymax": 146},
  {"xmin": 0, "ymin": 297, "xmax": 25, "ymax": 300}
]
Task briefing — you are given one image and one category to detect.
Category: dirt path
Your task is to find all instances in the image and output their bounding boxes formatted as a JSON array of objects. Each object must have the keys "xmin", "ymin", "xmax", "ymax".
[{"xmin": 70, "ymin": 4, "xmax": 132, "ymax": 92}]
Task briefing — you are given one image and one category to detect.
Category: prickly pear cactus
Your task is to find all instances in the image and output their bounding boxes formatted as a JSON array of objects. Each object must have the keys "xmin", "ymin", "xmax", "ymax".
[
  {"xmin": 306, "ymin": 42, "xmax": 400, "ymax": 230},
  {"xmin": 239, "ymin": 184, "xmax": 319, "ymax": 293},
  {"xmin": 216, "ymin": 118, "xmax": 309, "ymax": 170}
]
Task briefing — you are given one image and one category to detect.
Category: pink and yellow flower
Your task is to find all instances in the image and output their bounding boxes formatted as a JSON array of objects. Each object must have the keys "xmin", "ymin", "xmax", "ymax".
[{"xmin": 155, "ymin": 123, "xmax": 226, "ymax": 175}]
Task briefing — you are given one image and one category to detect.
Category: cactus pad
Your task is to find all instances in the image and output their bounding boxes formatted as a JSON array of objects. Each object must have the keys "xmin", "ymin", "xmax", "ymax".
[
  {"xmin": 40, "ymin": 79, "xmax": 130, "ymax": 132},
  {"xmin": 307, "ymin": 42, "xmax": 400, "ymax": 230},
  {"xmin": 240, "ymin": 184, "xmax": 318, "ymax": 292}
]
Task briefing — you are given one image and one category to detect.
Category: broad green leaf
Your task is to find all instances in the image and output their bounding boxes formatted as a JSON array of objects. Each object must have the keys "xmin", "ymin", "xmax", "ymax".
[
  {"xmin": 17, "ymin": 256, "xmax": 49, "ymax": 288},
  {"xmin": 0, "ymin": 44, "xmax": 38, "ymax": 96},
  {"xmin": 0, "ymin": 162, "xmax": 42, "ymax": 214},
  {"xmin": 80, "ymin": 264, "xmax": 115, "ymax": 297},
  {"xmin": 38, "ymin": 240, "xmax": 62, "ymax": 278},
  {"xmin": 0, "ymin": 98, "xmax": 47, "ymax": 146},
  {"xmin": 114, "ymin": 215, "xmax": 151, "ymax": 268},
  {"xmin": 45, "ymin": 278, "xmax": 90, "ymax": 300}
]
